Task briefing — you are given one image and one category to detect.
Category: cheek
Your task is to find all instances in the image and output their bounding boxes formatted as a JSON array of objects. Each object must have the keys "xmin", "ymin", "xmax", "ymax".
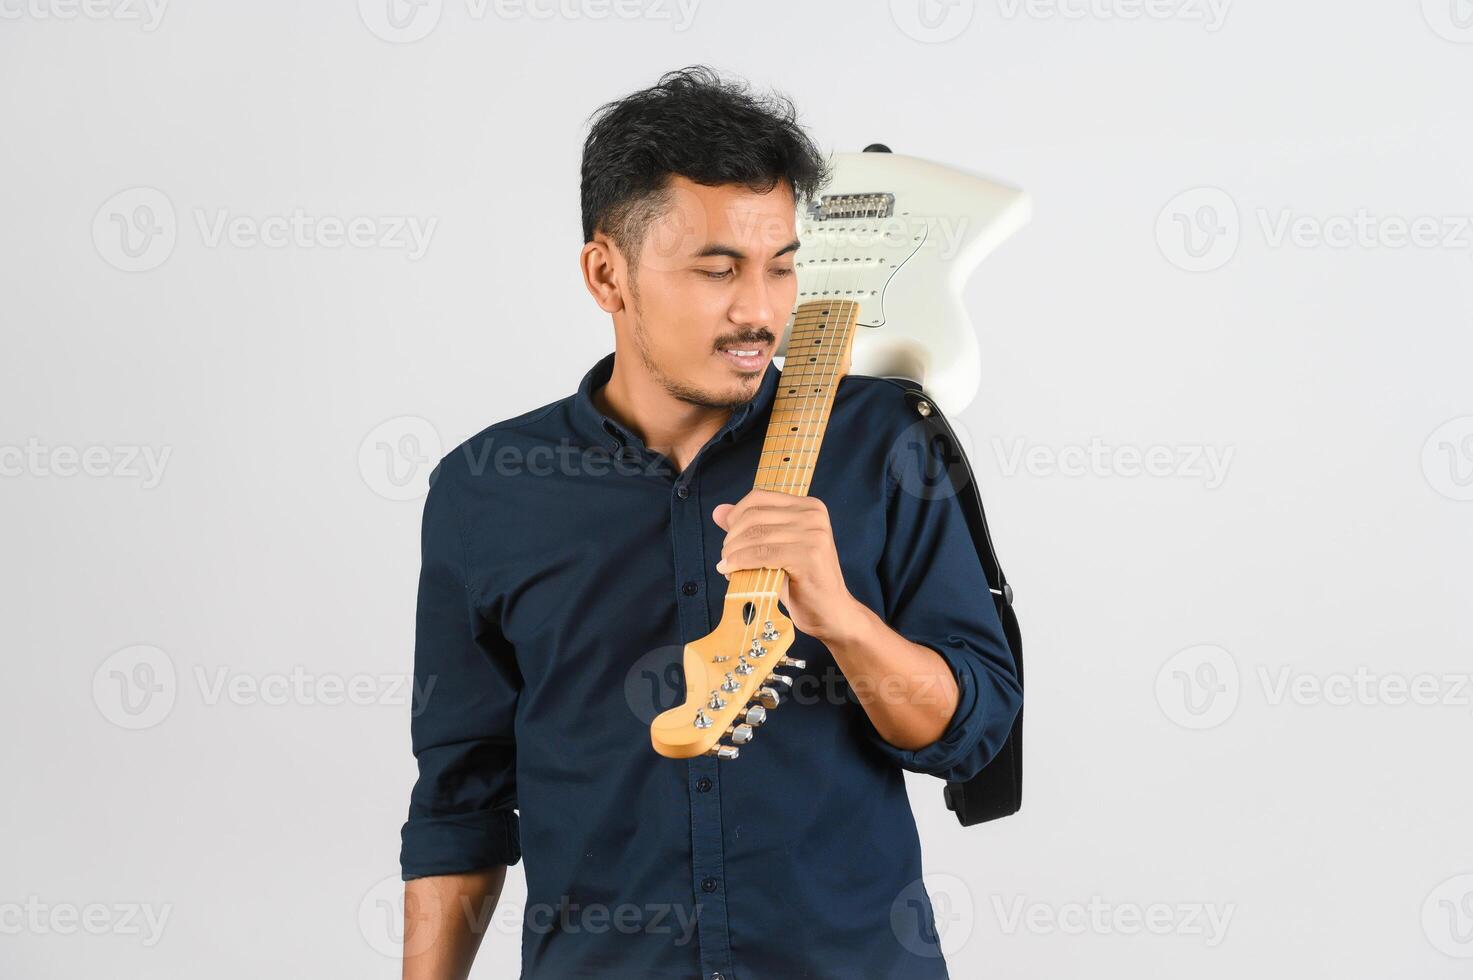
[{"xmin": 639, "ymin": 279, "xmax": 705, "ymax": 336}]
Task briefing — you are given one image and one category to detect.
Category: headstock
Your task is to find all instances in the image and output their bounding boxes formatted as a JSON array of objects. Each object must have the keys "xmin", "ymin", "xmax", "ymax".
[{"xmin": 649, "ymin": 593, "xmax": 806, "ymax": 759}]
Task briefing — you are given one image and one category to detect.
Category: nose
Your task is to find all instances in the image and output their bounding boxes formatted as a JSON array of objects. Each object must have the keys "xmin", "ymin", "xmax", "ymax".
[{"xmin": 728, "ymin": 265, "xmax": 776, "ymax": 333}]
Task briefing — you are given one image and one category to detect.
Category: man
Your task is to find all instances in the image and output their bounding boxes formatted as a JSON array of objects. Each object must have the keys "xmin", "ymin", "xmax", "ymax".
[{"xmin": 400, "ymin": 66, "xmax": 1022, "ymax": 979}]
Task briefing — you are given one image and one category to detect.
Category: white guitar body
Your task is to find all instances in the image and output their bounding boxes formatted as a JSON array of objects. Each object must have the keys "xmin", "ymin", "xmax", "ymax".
[{"xmin": 776, "ymin": 149, "xmax": 1031, "ymax": 415}]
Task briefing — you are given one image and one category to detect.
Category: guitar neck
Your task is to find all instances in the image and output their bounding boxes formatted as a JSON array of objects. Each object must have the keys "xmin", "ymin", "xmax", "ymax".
[{"xmin": 728, "ymin": 299, "xmax": 860, "ymax": 598}]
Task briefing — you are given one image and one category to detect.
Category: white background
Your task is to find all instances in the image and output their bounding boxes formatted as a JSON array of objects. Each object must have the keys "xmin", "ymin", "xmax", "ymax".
[{"xmin": 3, "ymin": 1, "xmax": 1472, "ymax": 977}]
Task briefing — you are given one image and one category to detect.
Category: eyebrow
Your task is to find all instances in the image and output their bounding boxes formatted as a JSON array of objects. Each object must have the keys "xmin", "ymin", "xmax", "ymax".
[{"xmin": 694, "ymin": 239, "xmax": 802, "ymax": 261}]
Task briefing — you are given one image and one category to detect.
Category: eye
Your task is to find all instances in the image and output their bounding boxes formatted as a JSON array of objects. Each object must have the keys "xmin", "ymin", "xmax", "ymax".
[
  {"xmin": 699, "ymin": 268, "xmax": 734, "ymax": 280},
  {"xmin": 770, "ymin": 266, "xmax": 795, "ymax": 278}
]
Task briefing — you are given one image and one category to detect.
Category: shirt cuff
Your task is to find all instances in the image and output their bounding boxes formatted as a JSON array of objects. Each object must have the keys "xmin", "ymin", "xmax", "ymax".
[
  {"xmin": 865, "ymin": 636, "xmax": 989, "ymax": 780},
  {"xmin": 400, "ymin": 807, "xmax": 522, "ymax": 881}
]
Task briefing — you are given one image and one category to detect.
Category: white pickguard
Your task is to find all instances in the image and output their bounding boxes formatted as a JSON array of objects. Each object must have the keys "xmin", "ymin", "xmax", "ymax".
[{"xmin": 776, "ymin": 150, "xmax": 1031, "ymax": 415}]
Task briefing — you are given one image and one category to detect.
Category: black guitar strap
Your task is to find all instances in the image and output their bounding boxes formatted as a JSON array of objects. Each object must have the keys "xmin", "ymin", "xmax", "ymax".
[{"xmin": 890, "ymin": 380, "xmax": 1024, "ymax": 827}]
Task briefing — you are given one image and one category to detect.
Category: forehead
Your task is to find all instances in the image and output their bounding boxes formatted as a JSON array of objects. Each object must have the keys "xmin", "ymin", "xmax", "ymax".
[{"xmin": 657, "ymin": 174, "xmax": 796, "ymax": 253}]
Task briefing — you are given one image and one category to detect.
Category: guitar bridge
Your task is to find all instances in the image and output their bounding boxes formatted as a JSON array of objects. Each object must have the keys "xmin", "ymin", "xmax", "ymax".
[{"xmin": 806, "ymin": 192, "xmax": 894, "ymax": 221}]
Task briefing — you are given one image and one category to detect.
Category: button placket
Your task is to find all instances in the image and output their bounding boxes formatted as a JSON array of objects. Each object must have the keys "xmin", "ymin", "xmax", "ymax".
[{"xmin": 669, "ymin": 469, "xmax": 734, "ymax": 980}]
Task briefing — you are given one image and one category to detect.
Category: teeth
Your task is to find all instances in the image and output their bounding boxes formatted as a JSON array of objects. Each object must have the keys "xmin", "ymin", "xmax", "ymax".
[{"xmin": 724, "ymin": 349, "xmax": 759, "ymax": 356}]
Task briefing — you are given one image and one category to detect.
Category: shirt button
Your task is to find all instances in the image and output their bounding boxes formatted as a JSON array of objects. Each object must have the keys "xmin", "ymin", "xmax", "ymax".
[
  {"xmin": 681, "ymin": 580, "xmax": 698, "ymax": 596},
  {"xmin": 712, "ymin": 974, "xmax": 724, "ymax": 980},
  {"xmin": 675, "ymin": 484, "xmax": 690, "ymax": 499},
  {"xmin": 696, "ymin": 776, "xmax": 712, "ymax": 792},
  {"xmin": 701, "ymin": 877, "xmax": 718, "ymax": 893}
]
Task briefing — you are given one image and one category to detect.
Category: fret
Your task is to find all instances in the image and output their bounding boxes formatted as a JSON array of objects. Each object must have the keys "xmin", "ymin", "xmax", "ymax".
[
  {"xmin": 766, "ymin": 409, "xmax": 833, "ymax": 419},
  {"xmin": 760, "ymin": 445, "xmax": 830, "ymax": 456}
]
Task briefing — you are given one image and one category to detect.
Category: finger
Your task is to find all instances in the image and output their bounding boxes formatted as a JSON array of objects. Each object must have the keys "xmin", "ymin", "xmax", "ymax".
[
  {"xmin": 727, "ymin": 489, "xmax": 807, "ymax": 520},
  {"xmin": 724, "ymin": 506, "xmax": 827, "ymax": 540},
  {"xmin": 719, "ymin": 530, "xmax": 814, "ymax": 566},
  {"xmin": 717, "ymin": 541, "xmax": 814, "ymax": 575}
]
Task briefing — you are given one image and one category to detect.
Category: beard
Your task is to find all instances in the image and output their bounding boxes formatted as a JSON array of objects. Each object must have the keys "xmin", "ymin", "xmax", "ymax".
[{"xmin": 630, "ymin": 307, "xmax": 763, "ymax": 412}]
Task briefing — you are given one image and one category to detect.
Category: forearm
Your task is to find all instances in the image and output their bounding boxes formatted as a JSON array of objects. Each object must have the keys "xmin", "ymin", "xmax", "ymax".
[
  {"xmin": 403, "ymin": 866, "xmax": 507, "ymax": 980},
  {"xmin": 820, "ymin": 598, "xmax": 960, "ymax": 751}
]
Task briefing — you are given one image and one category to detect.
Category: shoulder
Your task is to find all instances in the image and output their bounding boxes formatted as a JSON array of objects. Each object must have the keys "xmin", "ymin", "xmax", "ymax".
[
  {"xmin": 831, "ymin": 372, "xmax": 929, "ymax": 439},
  {"xmin": 428, "ymin": 394, "xmax": 573, "ymax": 495}
]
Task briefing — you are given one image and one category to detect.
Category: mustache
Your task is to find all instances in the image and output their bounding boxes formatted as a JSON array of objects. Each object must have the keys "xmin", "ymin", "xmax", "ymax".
[{"xmin": 715, "ymin": 331, "xmax": 774, "ymax": 348}]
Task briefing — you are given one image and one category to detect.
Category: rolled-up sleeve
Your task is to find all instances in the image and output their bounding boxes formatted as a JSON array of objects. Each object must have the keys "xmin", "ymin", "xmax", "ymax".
[
  {"xmin": 866, "ymin": 426, "xmax": 1022, "ymax": 783},
  {"xmin": 399, "ymin": 458, "xmax": 522, "ymax": 880}
]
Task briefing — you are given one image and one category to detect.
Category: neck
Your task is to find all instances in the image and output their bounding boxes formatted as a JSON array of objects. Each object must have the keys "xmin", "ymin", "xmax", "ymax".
[{"xmin": 592, "ymin": 352, "xmax": 740, "ymax": 474}]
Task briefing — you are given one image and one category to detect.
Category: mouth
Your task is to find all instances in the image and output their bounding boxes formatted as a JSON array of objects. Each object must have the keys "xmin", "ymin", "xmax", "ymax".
[{"xmin": 716, "ymin": 342, "xmax": 770, "ymax": 373}]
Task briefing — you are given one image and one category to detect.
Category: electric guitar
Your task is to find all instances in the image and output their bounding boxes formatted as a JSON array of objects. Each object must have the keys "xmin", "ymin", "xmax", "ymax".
[{"xmin": 648, "ymin": 147, "xmax": 1030, "ymax": 760}]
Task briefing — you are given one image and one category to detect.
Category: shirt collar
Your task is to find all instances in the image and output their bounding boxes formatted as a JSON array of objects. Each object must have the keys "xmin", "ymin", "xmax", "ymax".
[{"xmin": 572, "ymin": 349, "xmax": 779, "ymax": 451}]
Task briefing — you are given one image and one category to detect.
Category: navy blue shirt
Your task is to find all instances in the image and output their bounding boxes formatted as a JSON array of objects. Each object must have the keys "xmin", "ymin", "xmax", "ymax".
[{"xmin": 400, "ymin": 350, "xmax": 1022, "ymax": 979}]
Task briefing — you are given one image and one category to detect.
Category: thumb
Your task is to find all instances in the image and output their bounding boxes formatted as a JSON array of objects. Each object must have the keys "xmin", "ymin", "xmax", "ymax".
[{"xmin": 711, "ymin": 503, "xmax": 732, "ymax": 529}]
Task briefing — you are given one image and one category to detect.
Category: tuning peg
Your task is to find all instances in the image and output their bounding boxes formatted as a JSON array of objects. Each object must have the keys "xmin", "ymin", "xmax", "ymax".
[
  {"xmin": 779, "ymin": 656, "xmax": 806, "ymax": 670},
  {"xmin": 727, "ymin": 723, "xmax": 755, "ymax": 745},
  {"xmin": 766, "ymin": 673, "xmax": 793, "ymax": 690},
  {"xmin": 755, "ymin": 686, "xmax": 781, "ymax": 709},
  {"xmin": 744, "ymin": 704, "xmax": 767, "ymax": 727},
  {"xmin": 706, "ymin": 745, "xmax": 740, "ymax": 760}
]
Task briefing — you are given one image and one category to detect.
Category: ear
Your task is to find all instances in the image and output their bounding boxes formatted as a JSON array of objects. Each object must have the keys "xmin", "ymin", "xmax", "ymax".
[{"xmin": 580, "ymin": 235, "xmax": 626, "ymax": 314}]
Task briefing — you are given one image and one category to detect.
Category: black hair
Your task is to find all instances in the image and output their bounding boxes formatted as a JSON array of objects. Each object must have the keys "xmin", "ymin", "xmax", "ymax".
[{"xmin": 580, "ymin": 65, "xmax": 830, "ymax": 269}]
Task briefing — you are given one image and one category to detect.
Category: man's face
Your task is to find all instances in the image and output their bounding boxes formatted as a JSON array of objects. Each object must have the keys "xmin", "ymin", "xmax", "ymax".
[{"xmin": 622, "ymin": 175, "xmax": 800, "ymax": 410}]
